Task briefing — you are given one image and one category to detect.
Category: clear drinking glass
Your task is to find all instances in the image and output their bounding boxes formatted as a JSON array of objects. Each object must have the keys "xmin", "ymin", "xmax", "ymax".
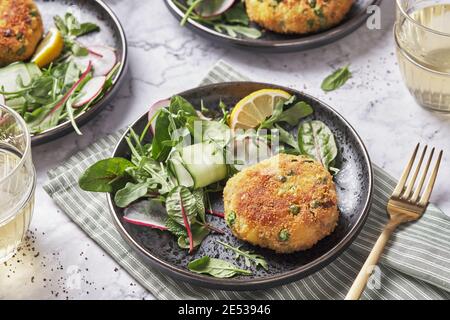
[
  {"xmin": 395, "ymin": 0, "xmax": 450, "ymax": 112},
  {"xmin": 0, "ymin": 104, "xmax": 36, "ymax": 263}
]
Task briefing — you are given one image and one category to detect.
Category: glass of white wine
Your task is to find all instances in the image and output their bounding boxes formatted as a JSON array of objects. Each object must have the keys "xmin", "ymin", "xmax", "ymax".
[
  {"xmin": 0, "ymin": 103, "xmax": 36, "ymax": 263},
  {"xmin": 395, "ymin": 0, "xmax": 450, "ymax": 112}
]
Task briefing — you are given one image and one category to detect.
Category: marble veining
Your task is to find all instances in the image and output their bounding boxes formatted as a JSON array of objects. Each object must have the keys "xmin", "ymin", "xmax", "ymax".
[{"xmin": 1, "ymin": 0, "xmax": 449, "ymax": 299}]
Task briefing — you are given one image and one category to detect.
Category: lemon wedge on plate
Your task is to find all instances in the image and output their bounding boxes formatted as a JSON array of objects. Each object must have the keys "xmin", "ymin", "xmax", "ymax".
[
  {"xmin": 31, "ymin": 28, "xmax": 64, "ymax": 68},
  {"xmin": 229, "ymin": 89, "xmax": 291, "ymax": 130}
]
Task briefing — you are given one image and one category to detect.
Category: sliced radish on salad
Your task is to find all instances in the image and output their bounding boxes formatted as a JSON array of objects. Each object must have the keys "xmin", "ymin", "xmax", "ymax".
[
  {"xmin": 73, "ymin": 45, "xmax": 117, "ymax": 77},
  {"xmin": 73, "ymin": 76, "xmax": 106, "ymax": 108},
  {"xmin": 148, "ymin": 99, "xmax": 170, "ymax": 134},
  {"xmin": 196, "ymin": 0, "xmax": 235, "ymax": 18},
  {"xmin": 123, "ymin": 200, "xmax": 168, "ymax": 231}
]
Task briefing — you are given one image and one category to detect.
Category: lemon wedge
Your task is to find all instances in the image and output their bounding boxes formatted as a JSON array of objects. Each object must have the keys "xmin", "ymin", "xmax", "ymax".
[
  {"xmin": 229, "ymin": 89, "xmax": 292, "ymax": 130},
  {"xmin": 31, "ymin": 28, "xmax": 64, "ymax": 68}
]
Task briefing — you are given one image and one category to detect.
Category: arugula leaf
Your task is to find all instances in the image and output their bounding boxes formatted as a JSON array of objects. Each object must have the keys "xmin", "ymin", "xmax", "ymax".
[
  {"xmin": 54, "ymin": 12, "xmax": 100, "ymax": 38},
  {"xmin": 216, "ymin": 240, "xmax": 268, "ymax": 270},
  {"xmin": 78, "ymin": 158, "xmax": 134, "ymax": 193},
  {"xmin": 298, "ymin": 120, "xmax": 338, "ymax": 170},
  {"xmin": 188, "ymin": 256, "xmax": 252, "ymax": 278},
  {"xmin": 114, "ymin": 182, "xmax": 149, "ymax": 208},
  {"xmin": 53, "ymin": 12, "xmax": 100, "ymax": 56},
  {"xmin": 321, "ymin": 65, "xmax": 352, "ymax": 92},
  {"xmin": 214, "ymin": 24, "xmax": 262, "ymax": 39}
]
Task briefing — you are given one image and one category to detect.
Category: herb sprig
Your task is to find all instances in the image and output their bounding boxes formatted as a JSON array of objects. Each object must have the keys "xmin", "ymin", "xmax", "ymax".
[{"xmin": 216, "ymin": 240, "xmax": 268, "ymax": 270}]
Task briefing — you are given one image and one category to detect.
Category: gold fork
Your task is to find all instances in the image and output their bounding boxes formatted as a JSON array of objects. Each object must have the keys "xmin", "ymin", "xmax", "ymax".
[{"xmin": 345, "ymin": 143, "xmax": 443, "ymax": 300}]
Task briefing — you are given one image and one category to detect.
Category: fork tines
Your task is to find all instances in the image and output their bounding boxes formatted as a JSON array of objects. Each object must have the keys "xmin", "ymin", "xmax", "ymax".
[{"xmin": 392, "ymin": 143, "xmax": 443, "ymax": 207}]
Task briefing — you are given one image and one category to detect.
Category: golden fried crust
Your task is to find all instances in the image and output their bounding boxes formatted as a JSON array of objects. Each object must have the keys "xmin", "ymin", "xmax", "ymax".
[
  {"xmin": 245, "ymin": 0, "xmax": 354, "ymax": 34},
  {"xmin": 0, "ymin": 0, "xmax": 43, "ymax": 66},
  {"xmin": 224, "ymin": 154, "xmax": 339, "ymax": 253}
]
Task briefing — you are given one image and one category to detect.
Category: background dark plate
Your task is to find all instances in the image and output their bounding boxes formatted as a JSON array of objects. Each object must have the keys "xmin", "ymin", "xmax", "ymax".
[
  {"xmin": 165, "ymin": 0, "xmax": 382, "ymax": 53},
  {"xmin": 107, "ymin": 82, "xmax": 373, "ymax": 290},
  {"xmin": 31, "ymin": 0, "xmax": 128, "ymax": 145}
]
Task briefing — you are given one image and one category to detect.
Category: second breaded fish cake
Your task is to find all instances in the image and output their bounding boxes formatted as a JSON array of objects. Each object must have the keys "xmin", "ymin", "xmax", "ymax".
[
  {"xmin": 0, "ymin": 0, "xmax": 44, "ymax": 66},
  {"xmin": 245, "ymin": 0, "xmax": 354, "ymax": 34},
  {"xmin": 224, "ymin": 154, "xmax": 339, "ymax": 253}
]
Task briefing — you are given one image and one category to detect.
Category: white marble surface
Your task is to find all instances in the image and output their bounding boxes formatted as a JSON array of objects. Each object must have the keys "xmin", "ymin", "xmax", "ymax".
[{"xmin": 1, "ymin": 0, "xmax": 449, "ymax": 300}]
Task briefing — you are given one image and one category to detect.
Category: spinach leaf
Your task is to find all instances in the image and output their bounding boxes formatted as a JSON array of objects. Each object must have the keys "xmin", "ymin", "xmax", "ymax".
[
  {"xmin": 216, "ymin": 240, "xmax": 268, "ymax": 270},
  {"xmin": 260, "ymin": 98, "xmax": 313, "ymax": 129},
  {"xmin": 78, "ymin": 158, "xmax": 134, "ymax": 193},
  {"xmin": 298, "ymin": 120, "xmax": 338, "ymax": 170},
  {"xmin": 224, "ymin": 2, "xmax": 249, "ymax": 25},
  {"xmin": 274, "ymin": 124, "xmax": 298, "ymax": 150},
  {"xmin": 321, "ymin": 65, "xmax": 352, "ymax": 92},
  {"xmin": 114, "ymin": 182, "xmax": 149, "ymax": 208},
  {"xmin": 276, "ymin": 101, "xmax": 314, "ymax": 126},
  {"xmin": 151, "ymin": 110, "xmax": 173, "ymax": 162},
  {"xmin": 169, "ymin": 95, "xmax": 198, "ymax": 118},
  {"xmin": 188, "ymin": 256, "xmax": 252, "ymax": 278}
]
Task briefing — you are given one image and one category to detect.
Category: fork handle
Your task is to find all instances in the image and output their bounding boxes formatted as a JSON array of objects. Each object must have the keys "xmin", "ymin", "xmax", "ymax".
[{"xmin": 345, "ymin": 221, "xmax": 400, "ymax": 300}]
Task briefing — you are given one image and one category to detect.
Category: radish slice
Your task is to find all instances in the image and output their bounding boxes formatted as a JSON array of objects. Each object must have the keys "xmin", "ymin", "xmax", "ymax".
[
  {"xmin": 73, "ymin": 76, "xmax": 106, "ymax": 108},
  {"xmin": 0, "ymin": 94, "xmax": 5, "ymax": 105},
  {"xmin": 196, "ymin": 0, "xmax": 235, "ymax": 18},
  {"xmin": 148, "ymin": 99, "xmax": 170, "ymax": 134},
  {"xmin": 73, "ymin": 45, "xmax": 117, "ymax": 77},
  {"xmin": 196, "ymin": 110, "xmax": 212, "ymax": 121},
  {"xmin": 123, "ymin": 200, "xmax": 168, "ymax": 231}
]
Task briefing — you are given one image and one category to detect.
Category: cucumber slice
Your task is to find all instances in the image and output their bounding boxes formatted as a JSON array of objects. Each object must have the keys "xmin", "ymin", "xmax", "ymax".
[
  {"xmin": 181, "ymin": 142, "xmax": 227, "ymax": 189},
  {"xmin": 0, "ymin": 63, "xmax": 32, "ymax": 92},
  {"xmin": 26, "ymin": 63, "xmax": 42, "ymax": 79},
  {"xmin": 169, "ymin": 152, "xmax": 194, "ymax": 188}
]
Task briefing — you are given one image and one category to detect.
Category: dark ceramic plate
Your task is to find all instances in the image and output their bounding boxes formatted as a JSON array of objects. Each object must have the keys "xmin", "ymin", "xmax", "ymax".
[
  {"xmin": 165, "ymin": 0, "xmax": 382, "ymax": 53},
  {"xmin": 31, "ymin": 0, "xmax": 128, "ymax": 145},
  {"xmin": 108, "ymin": 82, "xmax": 373, "ymax": 290}
]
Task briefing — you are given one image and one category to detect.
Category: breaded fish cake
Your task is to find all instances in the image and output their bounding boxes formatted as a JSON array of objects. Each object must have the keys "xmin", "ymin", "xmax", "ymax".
[
  {"xmin": 245, "ymin": 0, "xmax": 354, "ymax": 34},
  {"xmin": 0, "ymin": 0, "xmax": 44, "ymax": 66},
  {"xmin": 224, "ymin": 154, "xmax": 339, "ymax": 253}
]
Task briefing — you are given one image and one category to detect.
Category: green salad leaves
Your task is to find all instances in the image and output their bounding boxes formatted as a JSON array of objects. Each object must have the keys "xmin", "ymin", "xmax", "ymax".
[
  {"xmin": 174, "ymin": 0, "xmax": 262, "ymax": 39},
  {"xmin": 321, "ymin": 65, "xmax": 352, "ymax": 92},
  {"xmin": 188, "ymin": 256, "xmax": 252, "ymax": 278},
  {"xmin": 78, "ymin": 90, "xmax": 341, "ymax": 277}
]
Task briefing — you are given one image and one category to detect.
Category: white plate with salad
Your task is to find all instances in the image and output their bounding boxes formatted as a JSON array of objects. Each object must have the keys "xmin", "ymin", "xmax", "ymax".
[{"xmin": 0, "ymin": 0, "xmax": 127, "ymax": 145}]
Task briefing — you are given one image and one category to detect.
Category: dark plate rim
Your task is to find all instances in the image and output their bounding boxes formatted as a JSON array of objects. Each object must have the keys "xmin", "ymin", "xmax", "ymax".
[
  {"xmin": 164, "ymin": 0, "xmax": 383, "ymax": 50},
  {"xmin": 107, "ymin": 82, "xmax": 374, "ymax": 290},
  {"xmin": 30, "ymin": 0, "xmax": 128, "ymax": 145}
]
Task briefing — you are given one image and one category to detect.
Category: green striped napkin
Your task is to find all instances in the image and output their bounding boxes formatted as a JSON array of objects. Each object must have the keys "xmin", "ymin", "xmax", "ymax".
[{"xmin": 43, "ymin": 61, "xmax": 450, "ymax": 300}]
